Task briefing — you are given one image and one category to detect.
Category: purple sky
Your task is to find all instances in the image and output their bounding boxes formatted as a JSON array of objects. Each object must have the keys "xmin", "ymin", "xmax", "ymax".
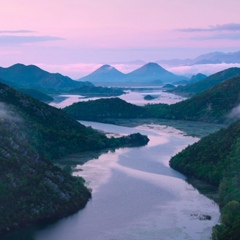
[{"xmin": 1, "ymin": 0, "xmax": 240, "ymax": 78}]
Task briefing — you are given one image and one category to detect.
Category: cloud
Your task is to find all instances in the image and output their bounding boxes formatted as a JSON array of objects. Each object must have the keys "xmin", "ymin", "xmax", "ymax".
[
  {"xmin": 0, "ymin": 30, "xmax": 35, "ymax": 34},
  {"xmin": 191, "ymin": 33, "xmax": 240, "ymax": 40},
  {"xmin": 165, "ymin": 63, "xmax": 240, "ymax": 77},
  {"xmin": 177, "ymin": 23, "xmax": 240, "ymax": 32},
  {"xmin": 0, "ymin": 35, "xmax": 64, "ymax": 44}
]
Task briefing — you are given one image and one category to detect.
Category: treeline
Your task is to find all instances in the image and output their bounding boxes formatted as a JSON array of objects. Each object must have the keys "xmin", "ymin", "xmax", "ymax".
[{"xmin": 170, "ymin": 120, "xmax": 240, "ymax": 239}]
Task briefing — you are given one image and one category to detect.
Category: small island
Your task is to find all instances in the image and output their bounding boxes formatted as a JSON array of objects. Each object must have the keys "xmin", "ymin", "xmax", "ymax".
[{"xmin": 144, "ymin": 95, "xmax": 157, "ymax": 100}]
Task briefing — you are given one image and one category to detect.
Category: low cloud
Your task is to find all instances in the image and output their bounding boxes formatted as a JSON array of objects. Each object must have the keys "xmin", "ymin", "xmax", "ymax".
[
  {"xmin": 0, "ymin": 35, "xmax": 64, "ymax": 44},
  {"xmin": 228, "ymin": 105, "xmax": 240, "ymax": 120},
  {"xmin": 177, "ymin": 23, "xmax": 240, "ymax": 32},
  {"xmin": 165, "ymin": 63, "xmax": 240, "ymax": 77},
  {"xmin": 0, "ymin": 102, "xmax": 21, "ymax": 122},
  {"xmin": 191, "ymin": 33, "xmax": 240, "ymax": 41}
]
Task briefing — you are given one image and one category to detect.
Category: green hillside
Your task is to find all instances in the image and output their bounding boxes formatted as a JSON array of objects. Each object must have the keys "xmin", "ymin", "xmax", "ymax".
[
  {"xmin": 171, "ymin": 67, "xmax": 240, "ymax": 96},
  {"xmin": 170, "ymin": 120, "xmax": 240, "ymax": 239},
  {"xmin": 145, "ymin": 76, "xmax": 240, "ymax": 123}
]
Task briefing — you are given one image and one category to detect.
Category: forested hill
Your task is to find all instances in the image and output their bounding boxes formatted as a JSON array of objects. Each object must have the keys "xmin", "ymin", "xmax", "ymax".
[
  {"xmin": 170, "ymin": 67, "xmax": 240, "ymax": 96},
  {"xmin": 63, "ymin": 98, "xmax": 148, "ymax": 120},
  {"xmin": 146, "ymin": 75, "xmax": 240, "ymax": 123},
  {"xmin": 170, "ymin": 120, "xmax": 240, "ymax": 239},
  {"xmin": 0, "ymin": 83, "xmax": 149, "ymax": 235}
]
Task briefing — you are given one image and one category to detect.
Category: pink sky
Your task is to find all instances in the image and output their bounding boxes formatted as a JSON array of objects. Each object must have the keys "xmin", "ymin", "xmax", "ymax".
[{"xmin": 1, "ymin": 0, "xmax": 240, "ymax": 78}]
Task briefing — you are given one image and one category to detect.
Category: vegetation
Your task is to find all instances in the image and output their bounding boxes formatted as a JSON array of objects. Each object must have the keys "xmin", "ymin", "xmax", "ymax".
[
  {"xmin": 68, "ymin": 85, "xmax": 125, "ymax": 97},
  {"xmin": 170, "ymin": 67, "xmax": 240, "ymax": 96},
  {"xmin": 170, "ymin": 120, "xmax": 240, "ymax": 239},
  {"xmin": 18, "ymin": 88, "xmax": 54, "ymax": 102}
]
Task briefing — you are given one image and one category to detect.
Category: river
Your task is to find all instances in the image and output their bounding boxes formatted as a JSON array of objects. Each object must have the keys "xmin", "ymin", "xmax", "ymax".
[
  {"xmin": 1, "ymin": 91, "xmax": 220, "ymax": 240},
  {"xmin": 1, "ymin": 120, "xmax": 220, "ymax": 240}
]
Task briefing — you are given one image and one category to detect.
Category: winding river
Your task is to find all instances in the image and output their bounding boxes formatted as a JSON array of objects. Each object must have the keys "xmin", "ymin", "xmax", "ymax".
[{"xmin": 1, "ymin": 91, "xmax": 220, "ymax": 240}]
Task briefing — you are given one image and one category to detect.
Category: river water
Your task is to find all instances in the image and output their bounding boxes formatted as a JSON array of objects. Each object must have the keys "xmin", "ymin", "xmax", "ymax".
[
  {"xmin": 3, "ymin": 121, "xmax": 219, "ymax": 240},
  {"xmin": 1, "ymin": 92, "xmax": 220, "ymax": 240}
]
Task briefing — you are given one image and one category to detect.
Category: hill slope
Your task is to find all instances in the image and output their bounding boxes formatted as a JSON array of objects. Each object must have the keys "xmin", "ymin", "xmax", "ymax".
[
  {"xmin": 0, "ymin": 64, "xmax": 92, "ymax": 92},
  {"xmin": 147, "ymin": 76, "xmax": 240, "ymax": 123},
  {"xmin": 170, "ymin": 120, "xmax": 240, "ymax": 239},
  {"xmin": 171, "ymin": 67, "xmax": 240, "ymax": 96}
]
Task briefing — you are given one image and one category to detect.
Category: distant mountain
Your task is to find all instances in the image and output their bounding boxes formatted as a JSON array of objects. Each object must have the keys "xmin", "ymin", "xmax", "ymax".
[
  {"xmin": 171, "ymin": 67, "xmax": 240, "ymax": 96},
  {"xmin": 0, "ymin": 63, "xmax": 92, "ymax": 92},
  {"xmin": 158, "ymin": 50, "xmax": 240, "ymax": 66},
  {"xmin": 124, "ymin": 62, "xmax": 187, "ymax": 83},
  {"xmin": 78, "ymin": 62, "xmax": 187, "ymax": 85},
  {"xmin": 78, "ymin": 64, "xmax": 125, "ymax": 83},
  {"xmin": 188, "ymin": 73, "xmax": 207, "ymax": 84}
]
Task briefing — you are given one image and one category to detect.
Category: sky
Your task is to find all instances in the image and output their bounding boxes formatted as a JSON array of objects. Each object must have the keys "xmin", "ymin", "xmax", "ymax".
[{"xmin": 1, "ymin": 0, "xmax": 240, "ymax": 78}]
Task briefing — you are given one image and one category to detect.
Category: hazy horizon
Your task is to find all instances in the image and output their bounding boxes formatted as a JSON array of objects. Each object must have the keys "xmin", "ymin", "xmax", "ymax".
[{"xmin": 1, "ymin": 0, "xmax": 240, "ymax": 78}]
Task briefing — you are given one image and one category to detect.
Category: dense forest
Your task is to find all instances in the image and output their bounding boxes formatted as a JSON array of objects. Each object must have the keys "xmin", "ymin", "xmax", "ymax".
[{"xmin": 170, "ymin": 120, "xmax": 240, "ymax": 239}]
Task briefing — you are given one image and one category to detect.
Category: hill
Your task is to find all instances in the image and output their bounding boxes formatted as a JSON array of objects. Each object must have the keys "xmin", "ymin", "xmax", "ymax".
[
  {"xmin": 146, "ymin": 75, "xmax": 240, "ymax": 123},
  {"xmin": 170, "ymin": 67, "xmax": 240, "ymax": 96},
  {"xmin": 0, "ymin": 83, "xmax": 149, "ymax": 235},
  {"xmin": 63, "ymin": 98, "xmax": 147, "ymax": 121},
  {"xmin": 170, "ymin": 120, "xmax": 240, "ymax": 239},
  {"xmin": 0, "ymin": 64, "xmax": 92, "ymax": 93},
  {"xmin": 78, "ymin": 64, "xmax": 125, "ymax": 83}
]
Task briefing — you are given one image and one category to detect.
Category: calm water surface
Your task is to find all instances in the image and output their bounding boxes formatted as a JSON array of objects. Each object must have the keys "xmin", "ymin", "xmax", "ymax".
[{"xmin": 1, "ymin": 121, "xmax": 219, "ymax": 240}]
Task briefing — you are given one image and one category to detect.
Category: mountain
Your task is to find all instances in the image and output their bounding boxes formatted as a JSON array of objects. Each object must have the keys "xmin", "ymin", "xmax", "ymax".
[
  {"xmin": 170, "ymin": 120, "xmax": 240, "ymax": 239},
  {"xmin": 0, "ymin": 64, "xmax": 92, "ymax": 92},
  {"xmin": 78, "ymin": 63, "xmax": 188, "ymax": 85},
  {"xmin": 0, "ymin": 82, "xmax": 149, "ymax": 235},
  {"xmin": 170, "ymin": 67, "xmax": 240, "ymax": 96},
  {"xmin": 158, "ymin": 50, "xmax": 240, "ymax": 66},
  {"xmin": 124, "ymin": 62, "xmax": 187, "ymax": 84},
  {"xmin": 78, "ymin": 64, "xmax": 125, "ymax": 83}
]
